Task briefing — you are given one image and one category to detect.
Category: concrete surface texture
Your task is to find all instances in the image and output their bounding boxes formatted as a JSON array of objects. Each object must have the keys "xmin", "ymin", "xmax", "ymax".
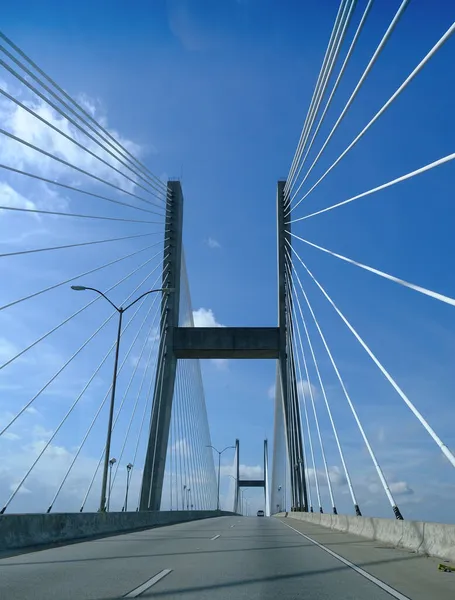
[
  {"xmin": 1, "ymin": 515, "xmax": 454, "ymax": 599},
  {"xmin": 0, "ymin": 510, "xmax": 235, "ymax": 552},
  {"xmin": 278, "ymin": 511, "xmax": 455, "ymax": 562},
  {"xmin": 172, "ymin": 327, "xmax": 280, "ymax": 358}
]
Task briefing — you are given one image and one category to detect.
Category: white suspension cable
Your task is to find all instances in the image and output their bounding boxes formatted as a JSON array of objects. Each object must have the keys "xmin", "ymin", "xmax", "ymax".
[
  {"xmin": 287, "ymin": 325, "xmax": 309, "ymax": 509},
  {"xmin": 0, "ymin": 37, "xmax": 169, "ymax": 198},
  {"xmin": 191, "ymin": 359, "xmax": 211, "ymax": 510},
  {"xmin": 289, "ymin": 152, "xmax": 455, "ymax": 223},
  {"xmin": 289, "ymin": 250, "xmax": 362, "ymax": 514},
  {"xmin": 1, "ymin": 244, "xmax": 168, "ymax": 371},
  {"xmin": 0, "ymin": 85, "xmax": 167, "ymax": 202},
  {"xmin": 287, "ymin": 0, "xmax": 358, "ymax": 200},
  {"xmin": 289, "ymin": 20, "xmax": 455, "ymax": 211},
  {"xmin": 181, "ymin": 248, "xmax": 217, "ymax": 508},
  {"xmin": 182, "ymin": 359, "xmax": 199, "ymax": 508},
  {"xmin": 286, "ymin": 244, "xmax": 400, "ymax": 515},
  {"xmin": 80, "ymin": 299, "xmax": 168, "ymax": 512},
  {"xmin": 0, "ymin": 240, "xmax": 163, "ymax": 312},
  {"xmin": 0, "ymin": 280, "xmax": 164, "ymax": 513},
  {"xmin": 286, "ymin": 0, "xmax": 410, "ymax": 216},
  {"xmin": 0, "ymin": 164, "xmax": 166, "ymax": 217},
  {"xmin": 0, "ymin": 256, "xmax": 168, "ymax": 436},
  {"xmin": 0, "ymin": 127, "xmax": 166, "ymax": 212},
  {"xmin": 285, "ymin": 0, "xmax": 347, "ymax": 194},
  {"xmin": 183, "ymin": 359, "xmax": 202, "ymax": 509},
  {"xmin": 47, "ymin": 279, "xmax": 165, "ymax": 512},
  {"xmin": 189, "ymin": 360, "xmax": 206, "ymax": 510},
  {"xmin": 291, "ymin": 233, "xmax": 455, "ymax": 308},
  {"xmin": 0, "ymin": 231, "xmax": 159, "ymax": 260},
  {"xmin": 289, "ymin": 244, "xmax": 455, "ymax": 470},
  {"xmin": 0, "ymin": 204, "xmax": 163, "ymax": 224},
  {"xmin": 175, "ymin": 361, "xmax": 186, "ymax": 510},
  {"xmin": 285, "ymin": 257, "xmax": 337, "ymax": 512},
  {"xmin": 290, "ymin": 313, "xmax": 314, "ymax": 511},
  {"xmin": 146, "ymin": 326, "xmax": 170, "ymax": 510},
  {"xmin": 289, "ymin": 0, "xmax": 374, "ymax": 203},
  {"xmin": 130, "ymin": 328, "xmax": 168, "ymax": 511},
  {"xmin": 284, "ymin": 260, "xmax": 325, "ymax": 511},
  {"xmin": 175, "ymin": 363, "xmax": 190, "ymax": 509},
  {"xmin": 289, "ymin": 290, "xmax": 323, "ymax": 512},
  {"xmin": 0, "ymin": 311, "xmax": 115, "ymax": 439},
  {"xmin": 109, "ymin": 292, "xmax": 166, "ymax": 494},
  {"xmin": 110, "ymin": 281, "xmax": 169, "ymax": 487}
]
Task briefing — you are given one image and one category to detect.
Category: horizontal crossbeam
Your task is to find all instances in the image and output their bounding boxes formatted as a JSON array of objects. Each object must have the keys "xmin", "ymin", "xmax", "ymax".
[
  {"xmin": 173, "ymin": 327, "xmax": 280, "ymax": 359},
  {"xmin": 238, "ymin": 480, "xmax": 265, "ymax": 488}
]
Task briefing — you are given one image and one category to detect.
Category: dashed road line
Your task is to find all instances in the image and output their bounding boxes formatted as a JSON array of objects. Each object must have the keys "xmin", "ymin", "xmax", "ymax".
[
  {"xmin": 210, "ymin": 534, "xmax": 220, "ymax": 540},
  {"xmin": 123, "ymin": 569, "xmax": 172, "ymax": 597}
]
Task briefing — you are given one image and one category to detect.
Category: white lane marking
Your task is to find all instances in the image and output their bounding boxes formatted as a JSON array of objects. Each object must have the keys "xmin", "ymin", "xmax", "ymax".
[
  {"xmin": 123, "ymin": 569, "xmax": 172, "ymax": 598},
  {"xmin": 211, "ymin": 534, "xmax": 220, "ymax": 540},
  {"xmin": 230, "ymin": 525, "xmax": 235, "ymax": 528},
  {"xmin": 280, "ymin": 521, "xmax": 411, "ymax": 600}
]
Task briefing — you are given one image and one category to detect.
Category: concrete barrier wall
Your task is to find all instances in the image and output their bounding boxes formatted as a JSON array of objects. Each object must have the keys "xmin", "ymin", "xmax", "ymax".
[
  {"xmin": 0, "ymin": 510, "xmax": 236, "ymax": 552},
  {"xmin": 276, "ymin": 512, "xmax": 455, "ymax": 562}
]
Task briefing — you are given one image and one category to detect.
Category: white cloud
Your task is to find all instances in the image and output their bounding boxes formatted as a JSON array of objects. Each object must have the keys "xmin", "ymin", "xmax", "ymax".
[
  {"xmin": 2, "ymin": 432, "xmax": 20, "ymax": 441},
  {"xmin": 0, "ymin": 182, "xmax": 36, "ymax": 213},
  {"xmin": 389, "ymin": 481, "xmax": 414, "ymax": 496},
  {"xmin": 220, "ymin": 464, "xmax": 236, "ymax": 478},
  {"xmin": 239, "ymin": 464, "xmax": 263, "ymax": 479},
  {"xmin": 171, "ymin": 438, "xmax": 189, "ymax": 457},
  {"xmin": 0, "ymin": 83, "xmax": 144, "ymax": 192},
  {"xmin": 267, "ymin": 383, "xmax": 275, "ymax": 399},
  {"xmin": 0, "ymin": 337, "xmax": 18, "ymax": 363},
  {"xmin": 306, "ymin": 465, "xmax": 347, "ymax": 488},
  {"xmin": 206, "ymin": 237, "xmax": 221, "ymax": 249},
  {"xmin": 192, "ymin": 308, "xmax": 225, "ymax": 328},
  {"xmin": 297, "ymin": 379, "xmax": 318, "ymax": 401},
  {"xmin": 9, "ymin": 483, "xmax": 31, "ymax": 495},
  {"xmin": 192, "ymin": 308, "xmax": 227, "ymax": 368}
]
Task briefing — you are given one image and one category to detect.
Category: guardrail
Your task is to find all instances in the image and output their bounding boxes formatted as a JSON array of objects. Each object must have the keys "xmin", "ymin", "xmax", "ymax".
[
  {"xmin": 275, "ymin": 512, "xmax": 455, "ymax": 562},
  {"xmin": 1, "ymin": 510, "xmax": 237, "ymax": 552}
]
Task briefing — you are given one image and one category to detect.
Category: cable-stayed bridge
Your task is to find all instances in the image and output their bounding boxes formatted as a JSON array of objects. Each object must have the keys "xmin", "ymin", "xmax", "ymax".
[{"xmin": 1, "ymin": 2, "xmax": 455, "ymax": 598}]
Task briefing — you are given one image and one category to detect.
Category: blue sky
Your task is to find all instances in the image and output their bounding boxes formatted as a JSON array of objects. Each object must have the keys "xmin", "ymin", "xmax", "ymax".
[{"xmin": 1, "ymin": 0, "xmax": 455, "ymax": 519}]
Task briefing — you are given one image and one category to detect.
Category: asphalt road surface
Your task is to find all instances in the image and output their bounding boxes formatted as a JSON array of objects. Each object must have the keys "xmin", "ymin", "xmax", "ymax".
[{"xmin": 1, "ymin": 515, "xmax": 454, "ymax": 599}]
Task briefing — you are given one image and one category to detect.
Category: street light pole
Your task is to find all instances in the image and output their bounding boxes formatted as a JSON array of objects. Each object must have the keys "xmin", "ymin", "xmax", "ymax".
[
  {"xmin": 206, "ymin": 444, "xmax": 235, "ymax": 511},
  {"xmin": 71, "ymin": 285, "xmax": 174, "ymax": 512},
  {"xmin": 107, "ymin": 457, "xmax": 116, "ymax": 512},
  {"xmin": 124, "ymin": 463, "xmax": 133, "ymax": 512}
]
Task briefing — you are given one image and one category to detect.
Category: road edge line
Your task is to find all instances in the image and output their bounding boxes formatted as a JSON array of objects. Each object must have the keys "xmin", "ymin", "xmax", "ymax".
[{"xmin": 279, "ymin": 520, "xmax": 411, "ymax": 600}]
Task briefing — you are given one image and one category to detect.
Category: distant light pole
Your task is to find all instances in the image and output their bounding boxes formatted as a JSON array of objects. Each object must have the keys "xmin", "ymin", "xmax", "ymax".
[
  {"xmin": 182, "ymin": 484, "xmax": 187, "ymax": 511},
  {"xmin": 240, "ymin": 490, "xmax": 248, "ymax": 515},
  {"xmin": 107, "ymin": 457, "xmax": 116, "ymax": 512},
  {"xmin": 123, "ymin": 463, "xmax": 133, "ymax": 512},
  {"xmin": 186, "ymin": 487, "xmax": 191, "ymax": 510},
  {"xmin": 207, "ymin": 444, "xmax": 235, "ymax": 511},
  {"xmin": 71, "ymin": 284, "xmax": 174, "ymax": 512}
]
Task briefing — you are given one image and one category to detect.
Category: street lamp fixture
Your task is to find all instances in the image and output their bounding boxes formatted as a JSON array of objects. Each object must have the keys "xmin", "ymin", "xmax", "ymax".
[
  {"xmin": 206, "ymin": 444, "xmax": 235, "ymax": 511},
  {"xmin": 71, "ymin": 284, "xmax": 174, "ymax": 512}
]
